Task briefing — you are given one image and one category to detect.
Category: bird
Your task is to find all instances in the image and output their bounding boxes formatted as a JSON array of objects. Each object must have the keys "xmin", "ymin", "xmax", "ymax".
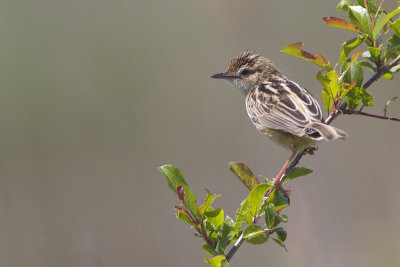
[{"xmin": 211, "ymin": 50, "xmax": 348, "ymax": 190}]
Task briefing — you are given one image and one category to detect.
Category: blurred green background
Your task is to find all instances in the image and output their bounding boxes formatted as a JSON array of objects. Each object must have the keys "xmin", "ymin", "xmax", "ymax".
[{"xmin": 1, "ymin": 0, "xmax": 399, "ymax": 266}]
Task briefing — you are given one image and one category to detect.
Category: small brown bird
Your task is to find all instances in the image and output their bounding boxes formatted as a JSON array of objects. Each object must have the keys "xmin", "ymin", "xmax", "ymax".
[{"xmin": 211, "ymin": 50, "xmax": 348, "ymax": 188}]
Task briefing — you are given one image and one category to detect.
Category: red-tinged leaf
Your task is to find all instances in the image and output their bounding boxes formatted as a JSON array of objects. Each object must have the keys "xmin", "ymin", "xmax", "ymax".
[
  {"xmin": 229, "ymin": 162, "xmax": 260, "ymax": 191},
  {"xmin": 173, "ymin": 205, "xmax": 183, "ymax": 211},
  {"xmin": 346, "ymin": 81, "xmax": 357, "ymax": 90},
  {"xmin": 281, "ymin": 42, "xmax": 331, "ymax": 70},
  {"xmin": 322, "ymin": 16, "xmax": 362, "ymax": 33},
  {"xmin": 351, "ymin": 50, "xmax": 363, "ymax": 62}
]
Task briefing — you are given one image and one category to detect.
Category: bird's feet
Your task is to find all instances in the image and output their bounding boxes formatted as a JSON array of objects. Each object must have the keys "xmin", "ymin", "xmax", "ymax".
[{"xmin": 305, "ymin": 146, "xmax": 318, "ymax": 155}]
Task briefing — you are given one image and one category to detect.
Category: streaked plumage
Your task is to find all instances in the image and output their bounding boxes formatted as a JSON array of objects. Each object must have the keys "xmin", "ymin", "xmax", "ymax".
[{"xmin": 211, "ymin": 50, "xmax": 348, "ymax": 153}]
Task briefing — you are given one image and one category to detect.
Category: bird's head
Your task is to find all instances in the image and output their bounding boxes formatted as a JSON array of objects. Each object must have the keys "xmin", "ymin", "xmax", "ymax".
[{"xmin": 211, "ymin": 50, "xmax": 281, "ymax": 94}]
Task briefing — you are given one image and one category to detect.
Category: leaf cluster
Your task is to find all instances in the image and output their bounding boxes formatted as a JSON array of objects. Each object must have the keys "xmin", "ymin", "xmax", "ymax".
[
  {"xmin": 282, "ymin": 0, "xmax": 400, "ymax": 116},
  {"xmin": 159, "ymin": 163, "xmax": 312, "ymax": 267}
]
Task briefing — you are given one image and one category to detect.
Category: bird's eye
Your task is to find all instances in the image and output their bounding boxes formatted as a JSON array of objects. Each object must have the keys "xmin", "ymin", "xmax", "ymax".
[{"xmin": 240, "ymin": 69, "xmax": 250, "ymax": 76}]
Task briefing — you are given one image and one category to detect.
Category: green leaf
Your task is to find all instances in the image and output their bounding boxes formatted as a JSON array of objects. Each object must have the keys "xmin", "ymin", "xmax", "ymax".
[
  {"xmin": 360, "ymin": 87, "xmax": 374, "ymax": 106},
  {"xmin": 229, "ymin": 162, "xmax": 260, "ymax": 191},
  {"xmin": 343, "ymin": 61, "xmax": 363, "ymax": 87},
  {"xmin": 215, "ymin": 217, "xmax": 236, "ymax": 254},
  {"xmin": 205, "ymin": 208, "xmax": 225, "ymax": 229},
  {"xmin": 391, "ymin": 20, "xmax": 400, "ymax": 37},
  {"xmin": 199, "ymin": 191, "xmax": 219, "ymax": 214},
  {"xmin": 265, "ymin": 203, "xmax": 277, "ymax": 229},
  {"xmin": 236, "ymin": 198, "xmax": 252, "ymax": 224},
  {"xmin": 323, "ymin": 16, "xmax": 362, "ymax": 33},
  {"xmin": 365, "ymin": 0, "xmax": 377, "ymax": 14},
  {"xmin": 272, "ymin": 238, "xmax": 287, "ymax": 252},
  {"xmin": 202, "ymin": 243, "xmax": 215, "ymax": 256},
  {"xmin": 159, "ymin": 165, "xmax": 201, "ymax": 221},
  {"xmin": 281, "ymin": 42, "xmax": 332, "ymax": 70},
  {"xmin": 274, "ymin": 227, "xmax": 288, "ymax": 242},
  {"xmin": 382, "ymin": 73, "xmax": 394, "ymax": 79},
  {"xmin": 390, "ymin": 64, "xmax": 400, "ymax": 73},
  {"xmin": 317, "ymin": 70, "xmax": 340, "ymax": 113},
  {"xmin": 243, "ymin": 224, "xmax": 269, "ymax": 244},
  {"xmin": 284, "ymin": 167, "xmax": 313, "ymax": 183},
  {"xmin": 277, "ymin": 214, "xmax": 288, "ymax": 224},
  {"xmin": 348, "ymin": 6, "xmax": 373, "ymax": 36},
  {"xmin": 373, "ymin": 8, "xmax": 400, "ymax": 40},
  {"xmin": 204, "ymin": 255, "xmax": 227, "ymax": 267},
  {"xmin": 385, "ymin": 35, "xmax": 400, "ymax": 61},
  {"xmin": 340, "ymin": 36, "xmax": 366, "ymax": 65},
  {"xmin": 248, "ymin": 184, "xmax": 272, "ymax": 218},
  {"xmin": 337, "ymin": 0, "xmax": 352, "ymax": 11},
  {"xmin": 384, "ymin": 96, "xmax": 398, "ymax": 114},
  {"xmin": 368, "ymin": 46, "xmax": 382, "ymax": 61},
  {"xmin": 269, "ymin": 188, "xmax": 289, "ymax": 211},
  {"xmin": 346, "ymin": 87, "xmax": 362, "ymax": 110},
  {"xmin": 358, "ymin": 61, "xmax": 376, "ymax": 71},
  {"xmin": 176, "ymin": 210, "xmax": 197, "ymax": 226}
]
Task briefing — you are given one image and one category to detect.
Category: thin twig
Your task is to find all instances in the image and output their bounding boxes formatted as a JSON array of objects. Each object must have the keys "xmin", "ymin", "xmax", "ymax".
[{"xmin": 343, "ymin": 110, "xmax": 400, "ymax": 121}]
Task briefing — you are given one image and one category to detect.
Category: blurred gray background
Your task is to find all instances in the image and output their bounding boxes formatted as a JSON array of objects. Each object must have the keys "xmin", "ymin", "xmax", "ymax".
[{"xmin": 1, "ymin": 0, "xmax": 399, "ymax": 266}]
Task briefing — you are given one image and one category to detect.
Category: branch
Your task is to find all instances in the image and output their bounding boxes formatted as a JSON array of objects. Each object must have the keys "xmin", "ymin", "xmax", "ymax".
[
  {"xmin": 226, "ymin": 234, "xmax": 244, "ymax": 262},
  {"xmin": 225, "ymin": 55, "xmax": 400, "ymax": 263},
  {"xmin": 281, "ymin": 55, "xmax": 400, "ymax": 183},
  {"xmin": 343, "ymin": 110, "xmax": 400, "ymax": 121}
]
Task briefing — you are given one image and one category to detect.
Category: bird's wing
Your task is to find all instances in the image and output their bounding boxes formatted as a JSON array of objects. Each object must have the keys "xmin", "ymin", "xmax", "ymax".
[{"xmin": 246, "ymin": 79, "xmax": 323, "ymax": 137}]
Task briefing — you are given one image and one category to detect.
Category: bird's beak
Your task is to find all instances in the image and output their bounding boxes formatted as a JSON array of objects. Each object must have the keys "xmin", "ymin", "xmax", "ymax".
[{"xmin": 211, "ymin": 72, "xmax": 237, "ymax": 79}]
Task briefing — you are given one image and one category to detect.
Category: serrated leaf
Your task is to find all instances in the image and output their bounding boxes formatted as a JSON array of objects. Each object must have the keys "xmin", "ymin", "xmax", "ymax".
[
  {"xmin": 281, "ymin": 42, "xmax": 332, "ymax": 70},
  {"xmin": 205, "ymin": 208, "xmax": 225, "ymax": 229},
  {"xmin": 384, "ymin": 96, "xmax": 399, "ymax": 114},
  {"xmin": 204, "ymin": 255, "xmax": 227, "ymax": 267},
  {"xmin": 248, "ymin": 184, "xmax": 272, "ymax": 219},
  {"xmin": 348, "ymin": 6, "xmax": 373, "ymax": 36},
  {"xmin": 159, "ymin": 165, "xmax": 201, "ymax": 221},
  {"xmin": 265, "ymin": 203, "xmax": 277, "ymax": 229},
  {"xmin": 243, "ymin": 224, "xmax": 269, "ymax": 244},
  {"xmin": 323, "ymin": 16, "xmax": 362, "ymax": 33},
  {"xmin": 373, "ymin": 9, "xmax": 400, "ymax": 40},
  {"xmin": 229, "ymin": 162, "xmax": 260, "ymax": 191},
  {"xmin": 202, "ymin": 243, "xmax": 215, "ymax": 256},
  {"xmin": 284, "ymin": 167, "xmax": 313, "ymax": 183},
  {"xmin": 215, "ymin": 217, "xmax": 236, "ymax": 254}
]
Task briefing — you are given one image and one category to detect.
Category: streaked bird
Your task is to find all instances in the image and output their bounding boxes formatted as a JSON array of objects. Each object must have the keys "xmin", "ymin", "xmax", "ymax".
[{"xmin": 211, "ymin": 50, "xmax": 348, "ymax": 190}]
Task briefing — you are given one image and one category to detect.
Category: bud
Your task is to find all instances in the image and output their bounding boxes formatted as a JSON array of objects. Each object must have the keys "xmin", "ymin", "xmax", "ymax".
[{"xmin": 177, "ymin": 185, "xmax": 185, "ymax": 201}]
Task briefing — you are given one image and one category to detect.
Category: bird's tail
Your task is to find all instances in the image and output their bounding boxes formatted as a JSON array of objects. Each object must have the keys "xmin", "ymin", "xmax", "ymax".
[{"xmin": 308, "ymin": 122, "xmax": 348, "ymax": 141}]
